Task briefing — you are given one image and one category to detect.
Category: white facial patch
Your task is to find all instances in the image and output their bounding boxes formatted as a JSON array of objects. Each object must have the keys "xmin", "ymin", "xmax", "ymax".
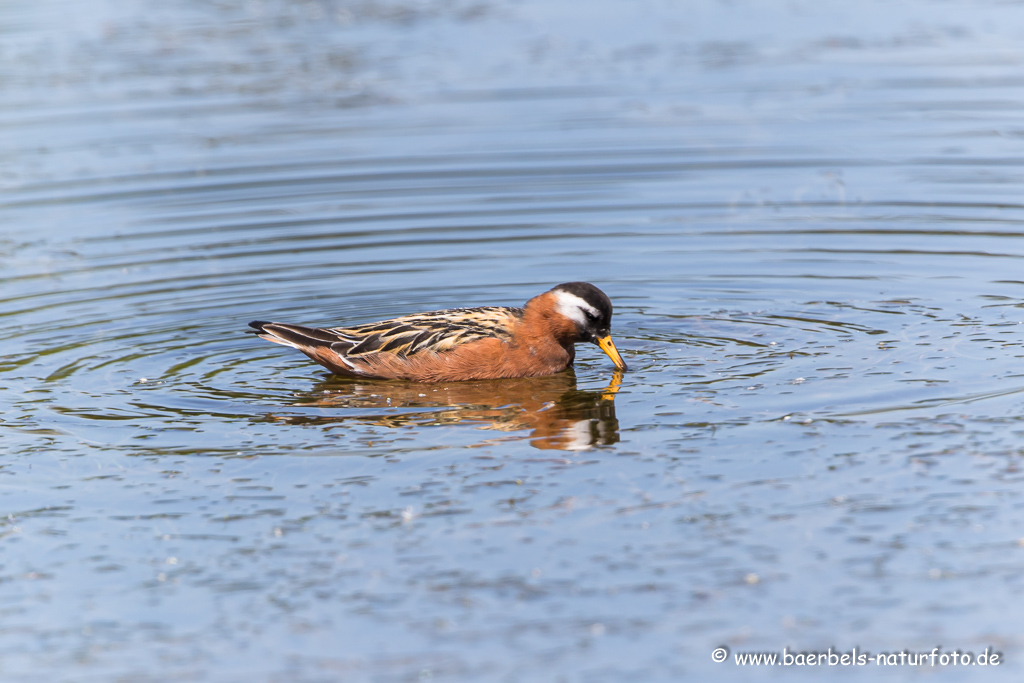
[{"xmin": 553, "ymin": 290, "xmax": 599, "ymax": 326}]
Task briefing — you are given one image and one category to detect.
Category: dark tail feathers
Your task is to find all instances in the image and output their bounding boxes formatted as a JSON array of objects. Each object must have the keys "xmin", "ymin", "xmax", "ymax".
[{"xmin": 248, "ymin": 320, "xmax": 340, "ymax": 347}]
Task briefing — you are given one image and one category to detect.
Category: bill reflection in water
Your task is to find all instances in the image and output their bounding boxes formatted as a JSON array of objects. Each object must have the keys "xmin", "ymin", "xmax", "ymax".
[{"xmin": 267, "ymin": 371, "xmax": 623, "ymax": 451}]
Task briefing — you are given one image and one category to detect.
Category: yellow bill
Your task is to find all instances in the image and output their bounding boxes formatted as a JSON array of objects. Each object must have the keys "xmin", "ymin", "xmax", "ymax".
[{"xmin": 596, "ymin": 335, "xmax": 628, "ymax": 371}]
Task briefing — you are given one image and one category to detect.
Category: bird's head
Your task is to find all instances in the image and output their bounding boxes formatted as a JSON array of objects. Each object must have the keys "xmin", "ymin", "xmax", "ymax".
[{"xmin": 548, "ymin": 282, "xmax": 628, "ymax": 371}]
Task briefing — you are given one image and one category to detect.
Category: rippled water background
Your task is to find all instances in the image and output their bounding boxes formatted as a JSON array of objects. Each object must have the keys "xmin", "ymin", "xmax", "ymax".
[{"xmin": 6, "ymin": 0, "xmax": 1024, "ymax": 680}]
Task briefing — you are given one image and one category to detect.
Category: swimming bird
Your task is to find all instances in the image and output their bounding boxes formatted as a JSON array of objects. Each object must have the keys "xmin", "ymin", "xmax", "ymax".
[{"xmin": 249, "ymin": 282, "xmax": 628, "ymax": 382}]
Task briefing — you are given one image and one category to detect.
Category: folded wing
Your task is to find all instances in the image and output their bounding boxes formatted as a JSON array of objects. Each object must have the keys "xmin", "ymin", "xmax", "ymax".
[{"xmin": 249, "ymin": 306, "xmax": 523, "ymax": 377}]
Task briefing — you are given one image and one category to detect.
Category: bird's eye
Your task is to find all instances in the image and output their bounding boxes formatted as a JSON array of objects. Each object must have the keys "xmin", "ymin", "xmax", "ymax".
[{"xmin": 584, "ymin": 310, "xmax": 598, "ymax": 322}]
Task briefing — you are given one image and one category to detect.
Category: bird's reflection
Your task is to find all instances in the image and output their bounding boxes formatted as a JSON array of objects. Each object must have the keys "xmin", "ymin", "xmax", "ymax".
[{"xmin": 278, "ymin": 370, "xmax": 622, "ymax": 451}]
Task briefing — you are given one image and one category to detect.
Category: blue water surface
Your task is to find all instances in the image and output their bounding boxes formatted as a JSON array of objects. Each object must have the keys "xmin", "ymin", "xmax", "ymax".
[{"xmin": 4, "ymin": 0, "xmax": 1024, "ymax": 680}]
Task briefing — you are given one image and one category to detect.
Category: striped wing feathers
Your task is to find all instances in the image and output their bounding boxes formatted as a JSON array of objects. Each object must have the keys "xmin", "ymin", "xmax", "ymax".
[{"xmin": 328, "ymin": 306, "xmax": 523, "ymax": 358}]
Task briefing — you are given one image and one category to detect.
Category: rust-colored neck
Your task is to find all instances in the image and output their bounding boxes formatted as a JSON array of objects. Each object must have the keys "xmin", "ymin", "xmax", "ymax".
[{"xmin": 521, "ymin": 291, "xmax": 580, "ymax": 348}]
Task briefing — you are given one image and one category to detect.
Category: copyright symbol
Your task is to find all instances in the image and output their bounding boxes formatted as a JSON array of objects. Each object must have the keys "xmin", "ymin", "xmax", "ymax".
[{"xmin": 712, "ymin": 646, "xmax": 729, "ymax": 663}]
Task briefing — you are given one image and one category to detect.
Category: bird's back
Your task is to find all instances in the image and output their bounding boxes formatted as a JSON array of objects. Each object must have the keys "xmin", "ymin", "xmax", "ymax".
[
  {"xmin": 250, "ymin": 305, "xmax": 527, "ymax": 379},
  {"xmin": 326, "ymin": 306, "xmax": 525, "ymax": 358}
]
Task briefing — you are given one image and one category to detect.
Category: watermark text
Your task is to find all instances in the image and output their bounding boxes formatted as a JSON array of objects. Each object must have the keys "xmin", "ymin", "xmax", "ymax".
[{"xmin": 711, "ymin": 646, "xmax": 1001, "ymax": 667}]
